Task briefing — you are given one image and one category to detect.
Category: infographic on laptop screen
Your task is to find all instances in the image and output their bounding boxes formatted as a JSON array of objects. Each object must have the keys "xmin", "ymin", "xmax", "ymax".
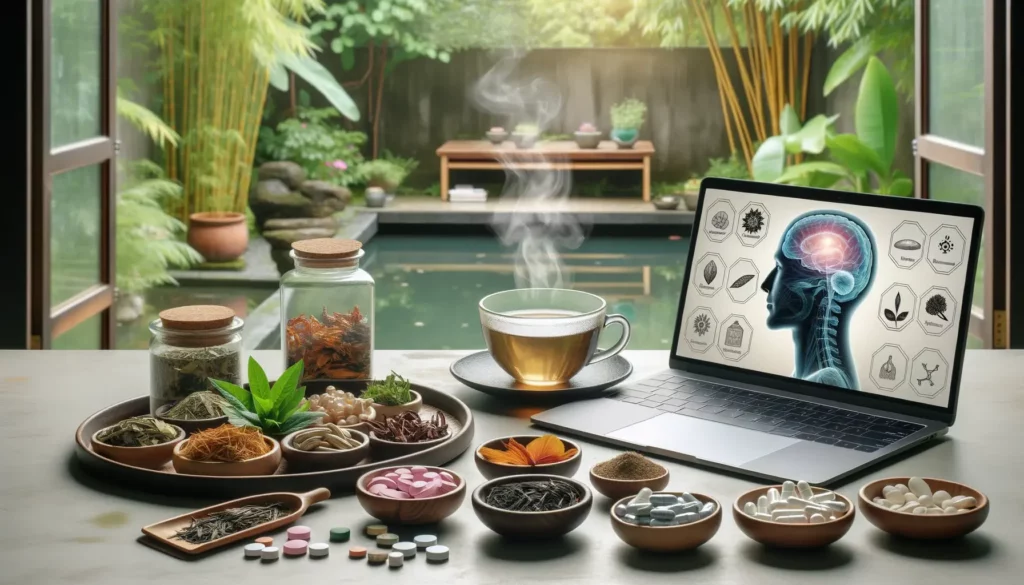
[{"xmin": 675, "ymin": 188, "xmax": 975, "ymax": 408}]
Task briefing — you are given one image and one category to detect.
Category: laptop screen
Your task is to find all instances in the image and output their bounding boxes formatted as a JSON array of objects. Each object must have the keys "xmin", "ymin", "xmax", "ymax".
[{"xmin": 674, "ymin": 186, "xmax": 977, "ymax": 409}]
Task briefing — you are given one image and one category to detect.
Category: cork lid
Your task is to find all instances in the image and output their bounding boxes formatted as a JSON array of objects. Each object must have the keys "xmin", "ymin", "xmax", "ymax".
[
  {"xmin": 292, "ymin": 238, "xmax": 362, "ymax": 259},
  {"xmin": 158, "ymin": 305, "xmax": 236, "ymax": 331}
]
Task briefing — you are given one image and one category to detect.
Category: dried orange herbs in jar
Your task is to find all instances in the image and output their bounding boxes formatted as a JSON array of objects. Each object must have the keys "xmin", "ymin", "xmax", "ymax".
[{"xmin": 286, "ymin": 307, "xmax": 371, "ymax": 380}]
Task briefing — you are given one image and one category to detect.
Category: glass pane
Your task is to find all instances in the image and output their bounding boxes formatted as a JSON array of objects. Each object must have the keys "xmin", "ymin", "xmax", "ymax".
[
  {"xmin": 928, "ymin": 163, "xmax": 984, "ymax": 311},
  {"xmin": 928, "ymin": 0, "xmax": 984, "ymax": 147},
  {"xmin": 51, "ymin": 165, "xmax": 102, "ymax": 306},
  {"xmin": 52, "ymin": 312, "xmax": 102, "ymax": 349},
  {"xmin": 51, "ymin": 0, "xmax": 102, "ymax": 148}
]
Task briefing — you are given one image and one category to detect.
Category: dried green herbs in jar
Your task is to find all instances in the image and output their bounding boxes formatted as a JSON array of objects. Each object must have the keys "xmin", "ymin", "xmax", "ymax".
[{"xmin": 149, "ymin": 306, "xmax": 243, "ymax": 413}]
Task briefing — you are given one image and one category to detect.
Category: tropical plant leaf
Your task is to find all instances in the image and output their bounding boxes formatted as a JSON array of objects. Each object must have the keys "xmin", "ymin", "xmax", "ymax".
[
  {"xmin": 826, "ymin": 134, "xmax": 887, "ymax": 177},
  {"xmin": 780, "ymin": 104, "xmax": 801, "ymax": 136},
  {"xmin": 752, "ymin": 136, "xmax": 787, "ymax": 182},
  {"xmin": 277, "ymin": 411, "xmax": 326, "ymax": 435},
  {"xmin": 897, "ymin": 311, "xmax": 909, "ymax": 322},
  {"xmin": 775, "ymin": 161, "xmax": 850, "ymax": 185},
  {"xmin": 824, "ymin": 36, "xmax": 884, "ymax": 96},
  {"xmin": 268, "ymin": 63, "xmax": 289, "ymax": 91},
  {"xmin": 222, "ymin": 405, "xmax": 262, "ymax": 429},
  {"xmin": 275, "ymin": 385, "xmax": 308, "ymax": 421},
  {"xmin": 888, "ymin": 177, "xmax": 913, "ymax": 197},
  {"xmin": 730, "ymin": 274, "xmax": 755, "ymax": 288},
  {"xmin": 269, "ymin": 360, "xmax": 304, "ymax": 410},
  {"xmin": 856, "ymin": 57, "xmax": 899, "ymax": 171},
  {"xmin": 277, "ymin": 52, "xmax": 360, "ymax": 122},
  {"xmin": 252, "ymin": 395, "xmax": 274, "ymax": 418},
  {"xmin": 884, "ymin": 309, "xmax": 897, "ymax": 321},
  {"xmin": 789, "ymin": 114, "xmax": 840, "ymax": 155},
  {"xmin": 248, "ymin": 356, "xmax": 271, "ymax": 400},
  {"xmin": 210, "ymin": 378, "xmax": 253, "ymax": 412}
]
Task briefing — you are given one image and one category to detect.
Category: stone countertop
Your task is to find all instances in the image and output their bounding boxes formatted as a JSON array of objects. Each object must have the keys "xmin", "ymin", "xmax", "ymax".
[{"xmin": 2, "ymin": 349, "xmax": 1021, "ymax": 584}]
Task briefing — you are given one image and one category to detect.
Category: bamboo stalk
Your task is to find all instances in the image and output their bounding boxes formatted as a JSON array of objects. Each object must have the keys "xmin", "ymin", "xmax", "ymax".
[
  {"xmin": 743, "ymin": 2, "xmax": 764, "ymax": 141},
  {"xmin": 719, "ymin": 0, "xmax": 765, "ymax": 141},
  {"xmin": 801, "ymin": 32, "xmax": 813, "ymax": 120},
  {"xmin": 695, "ymin": 1, "xmax": 752, "ymax": 166},
  {"xmin": 694, "ymin": 1, "xmax": 740, "ymax": 158},
  {"xmin": 372, "ymin": 41, "xmax": 389, "ymax": 159},
  {"xmin": 788, "ymin": 18, "xmax": 797, "ymax": 110},
  {"xmin": 754, "ymin": 9, "xmax": 776, "ymax": 135},
  {"xmin": 773, "ymin": 12, "xmax": 784, "ymax": 131}
]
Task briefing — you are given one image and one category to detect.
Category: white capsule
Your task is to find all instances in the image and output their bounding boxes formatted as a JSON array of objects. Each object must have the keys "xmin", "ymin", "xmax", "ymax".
[
  {"xmin": 743, "ymin": 502, "xmax": 757, "ymax": 516},
  {"xmin": 754, "ymin": 513, "xmax": 772, "ymax": 521},
  {"xmin": 873, "ymin": 497, "xmax": 886, "ymax": 505},
  {"xmin": 943, "ymin": 506, "xmax": 958, "ymax": 514},
  {"xmin": 769, "ymin": 499, "xmax": 794, "ymax": 512},
  {"xmin": 927, "ymin": 507, "xmax": 944, "ymax": 515},
  {"xmin": 681, "ymin": 492, "xmax": 698, "ymax": 503},
  {"xmin": 634, "ymin": 487, "xmax": 653, "ymax": 503},
  {"xmin": 650, "ymin": 519, "xmax": 677, "ymax": 527},
  {"xmin": 767, "ymin": 488, "xmax": 781, "ymax": 504},
  {"xmin": 890, "ymin": 504, "xmax": 901, "ymax": 510},
  {"xmin": 805, "ymin": 504, "xmax": 831, "ymax": 517},
  {"xmin": 757, "ymin": 495, "xmax": 769, "ymax": 514},
  {"xmin": 957, "ymin": 509, "xmax": 971, "ymax": 514},
  {"xmin": 809, "ymin": 513, "xmax": 826, "ymax": 524},
  {"xmin": 771, "ymin": 508, "xmax": 805, "ymax": 520},
  {"xmin": 797, "ymin": 480, "xmax": 814, "ymax": 500},
  {"xmin": 884, "ymin": 491, "xmax": 906, "ymax": 505},
  {"xmin": 895, "ymin": 483, "xmax": 910, "ymax": 494},
  {"xmin": 775, "ymin": 514, "xmax": 807, "ymax": 524},
  {"xmin": 823, "ymin": 500, "xmax": 848, "ymax": 513},
  {"xmin": 916, "ymin": 494, "xmax": 933, "ymax": 508},
  {"xmin": 699, "ymin": 502, "xmax": 715, "ymax": 519},
  {"xmin": 787, "ymin": 496, "xmax": 817, "ymax": 508},
  {"xmin": 781, "ymin": 481, "xmax": 796, "ymax": 500},
  {"xmin": 615, "ymin": 504, "xmax": 627, "ymax": 517},
  {"xmin": 912, "ymin": 506, "xmax": 928, "ymax": 515},
  {"xmin": 932, "ymin": 490, "xmax": 952, "ymax": 503},
  {"xmin": 951, "ymin": 496, "xmax": 977, "ymax": 510},
  {"xmin": 908, "ymin": 477, "xmax": 932, "ymax": 497},
  {"xmin": 896, "ymin": 502, "xmax": 919, "ymax": 513},
  {"xmin": 904, "ymin": 492, "xmax": 917, "ymax": 502},
  {"xmin": 676, "ymin": 512, "xmax": 699, "ymax": 525},
  {"xmin": 810, "ymin": 491, "xmax": 835, "ymax": 503},
  {"xmin": 882, "ymin": 485, "xmax": 898, "ymax": 496},
  {"xmin": 830, "ymin": 514, "xmax": 837, "ymax": 521},
  {"xmin": 626, "ymin": 502, "xmax": 652, "ymax": 516}
]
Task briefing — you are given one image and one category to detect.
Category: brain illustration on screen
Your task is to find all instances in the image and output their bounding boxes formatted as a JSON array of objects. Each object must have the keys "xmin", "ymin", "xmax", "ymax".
[{"xmin": 761, "ymin": 212, "xmax": 876, "ymax": 390}]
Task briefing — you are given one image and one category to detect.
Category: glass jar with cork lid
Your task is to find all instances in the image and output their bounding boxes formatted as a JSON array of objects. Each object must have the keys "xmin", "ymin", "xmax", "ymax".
[
  {"xmin": 281, "ymin": 238, "xmax": 374, "ymax": 381},
  {"xmin": 149, "ymin": 305, "xmax": 243, "ymax": 414}
]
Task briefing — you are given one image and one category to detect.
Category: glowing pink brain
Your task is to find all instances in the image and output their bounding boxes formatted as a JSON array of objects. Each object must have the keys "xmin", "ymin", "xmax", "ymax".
[{"xmin": 780, "ymin": 214, "xmax": 873, "ymax": 300}]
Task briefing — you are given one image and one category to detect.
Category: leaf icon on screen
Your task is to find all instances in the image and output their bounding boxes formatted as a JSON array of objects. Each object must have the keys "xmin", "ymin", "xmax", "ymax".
[{"xmin": 730, "ymin": 275, "xmax": 755, "ymax": 288}]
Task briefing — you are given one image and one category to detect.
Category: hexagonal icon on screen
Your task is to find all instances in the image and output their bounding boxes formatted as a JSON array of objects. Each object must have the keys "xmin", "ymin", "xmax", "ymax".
[
  {"xmin": 877, "ymin": 283, "xmax": 916, "ymax": 332},
  {"xmin": 717, "ymin": 314, "xmax": 752, "ymax": 361},
  {"xmin": 910, "ymin": 348, "xmax": 949, "ymax": 398},
  {"xmin": 703, "ymin": 199, "xmax": 736, "ymax": 243},
  {"xmin": 736, "ymin": 202, "xmax": 770, "ymax": 247},
  {"xmin": 889, "ymin": 221, "xmax": 926, "ymax": 269},
  {"xmin": 726, "ymin": 259, "xmax": 760, "ymax": 304},
  {"xmin": 870, "ymin": 344, "xmax": 909, "ymax": 392},
  {"xmin": 926, "ymin": 224, "xmax": 966, "ymax": 275},
  {"xmin": 692, "ymin": 252, "xmax": 725, "ymax": 297},
  {"xmin": 917, "ymin": 286, "xmax": 957, "ymax": 336},
  {"xmin": 683, "ymin": 307, "xmax": 719, "ymax": 354}
]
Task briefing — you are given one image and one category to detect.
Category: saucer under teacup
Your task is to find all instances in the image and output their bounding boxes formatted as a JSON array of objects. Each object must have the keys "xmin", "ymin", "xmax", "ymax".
[{"xmin": 450, "ymin": 351, "xmax": 632, "ymax": 401}]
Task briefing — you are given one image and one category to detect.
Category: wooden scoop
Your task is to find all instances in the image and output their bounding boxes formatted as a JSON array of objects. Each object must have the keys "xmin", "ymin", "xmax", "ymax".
[{"xmin": 141, "ymin": 487, "xmax": 331, "ymax": 555}]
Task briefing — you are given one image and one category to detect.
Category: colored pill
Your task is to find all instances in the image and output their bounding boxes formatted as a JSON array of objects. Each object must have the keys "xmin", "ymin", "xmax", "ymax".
[
  {"xmin": 425, "ymin": 545, "xmax": 449, "ymax": 563},
  {"xmin": 254, "ymin": 536, "xmax": 274, "ymax": 546},
  {"xmin": 283, "ymin": 540, "xmax": 308, "ymax": 556},
  {"xmin": 393, "ymin": 542, "xmax": 417, "ymax": 558},
  {"xmin": 260, "ymin": 546, "xmax": 280, "ymax": 561},
  {"xmin": 675, "ymin": 512, "xmax": 699, "ymax": 524},
  {"xmin": 650, "ymin": 507, "xmax": 676, "ymax": 521},
  {"xmin": 414, "ymin": 534, "xmax": 437, "ymax": 549},
  {"xmin": 394, "ymin": 468, "xmax": 411, "ymax": 475},
  {"xmin": 368, "ymin": 550, "xmax": 389, "ymax": 564},
  {"xmin": 422, "ymin": 472, "xmax": 439, "ymax": 481},
  {"xmin": 309, "ymin": 542, "xmax": 330, "ymax": 558},
  {"xmin": 349, "ymin": 546, "xmax": 367, "ymax": 559},
  {"xmin": 369, "ymin": 477, "xmax": 398, "ymax": 489},
  {"xmin": 699, "ymin": 502, "xmax": 715, "ymax": 518},
  {"xmin": 244, "ymin": 543, "xmax": 265, "ymax": 558},
  {"xmin": 366, "ymin": 524, "xmax": 388, "ymax": 536},
  {"xmin": 376, "ymin": 533, "xmax": 399, "ymax": 547},
  {"xmin": 680, "ymin": 492, "xmax": 698, "ymax": 503},
  {"xmin": 330, "ymin": 527, "xmax": 350, "ymax": 542},
  {"xmin": 388, "ymin": 551, "xmax": 404, "ymax": 567},
  {"xmin": 411, "ymin": 466, "xmax": 428, "ymax": 475},
  {"xmin": 287, "ymin": 526, "xmax": 311, "ymax": 541},
  {"xmin": 439, "ymin": 471, "xmax": 455, "ymax": 482}
]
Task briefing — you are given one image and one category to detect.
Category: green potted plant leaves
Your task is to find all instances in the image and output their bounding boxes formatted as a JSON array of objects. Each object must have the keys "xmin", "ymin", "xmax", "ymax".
[
  {"xmin": 360, "ymin": 371, "xmax": 422, "ymax": 419},
  {"xmin": 610, "ymin": 98, "xmax": 647, "ymax": 148},
  {"xmin": 210, "ymin": 358, "xmax": 324, "ymax": 437}
]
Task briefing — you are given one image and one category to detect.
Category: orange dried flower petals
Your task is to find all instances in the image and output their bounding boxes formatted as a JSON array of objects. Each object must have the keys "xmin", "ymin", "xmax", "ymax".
[{"xmin": 478, "ymin": 434, "xmax": 576, "ymax": 466}]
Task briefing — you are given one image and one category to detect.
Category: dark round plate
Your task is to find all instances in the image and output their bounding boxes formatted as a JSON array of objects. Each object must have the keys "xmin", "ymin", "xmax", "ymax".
[{"xmin": 450, "ymin": 351, "xmax": 632, "ymax": 401}]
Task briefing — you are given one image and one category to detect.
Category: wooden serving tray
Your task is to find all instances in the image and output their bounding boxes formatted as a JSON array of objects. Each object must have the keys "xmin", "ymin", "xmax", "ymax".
[
  {"xmin": 74, "ymin": 381, "xmax": 474, "ymax": 498},
  {"xmin": 142, "ymin": 488, "xmax": 330, "ymax": 555}
]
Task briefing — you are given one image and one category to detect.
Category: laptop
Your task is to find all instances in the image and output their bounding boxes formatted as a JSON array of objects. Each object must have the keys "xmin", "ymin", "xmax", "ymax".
[{"xmin": 532, "ymin": 178, "xmax": 983, "ymax": 486}]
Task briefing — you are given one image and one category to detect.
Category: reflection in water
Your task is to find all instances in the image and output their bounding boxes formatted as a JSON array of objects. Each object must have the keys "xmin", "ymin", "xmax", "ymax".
[{"xmin": 366, "ymin": 235, "xmax": 689, "ymax": 350}]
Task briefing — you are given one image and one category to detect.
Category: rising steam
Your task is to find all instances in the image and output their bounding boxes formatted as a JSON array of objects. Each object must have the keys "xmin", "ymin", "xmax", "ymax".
[{"xmin": 472, "ymin": 50, "xmax": 585, "ymax": 290}]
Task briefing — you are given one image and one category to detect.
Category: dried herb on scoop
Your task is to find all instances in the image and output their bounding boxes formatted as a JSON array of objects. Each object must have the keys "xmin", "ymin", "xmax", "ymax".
[
  {"xmin": 172, "ymin": 503, "xmax": 289, "ymax": 544},
  {"xmin": 97, "ymin": 416, "xmax": 179, "ymax": 447},
  {"xmin": 478, "ymin": 435, "xmax": 578, "ymax": 466}
]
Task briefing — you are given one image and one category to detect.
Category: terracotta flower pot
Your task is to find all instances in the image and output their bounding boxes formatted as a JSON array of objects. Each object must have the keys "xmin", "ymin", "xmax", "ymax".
[{"xmin": 187, "ymin": 212, "xmax": 248, "ymax": 262}]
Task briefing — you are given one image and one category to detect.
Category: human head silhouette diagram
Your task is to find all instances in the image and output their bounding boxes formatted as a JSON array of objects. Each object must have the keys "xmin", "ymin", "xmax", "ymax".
[{"xmin": 760, "ymin": 211, "xmax": 876, "ymax": 389}]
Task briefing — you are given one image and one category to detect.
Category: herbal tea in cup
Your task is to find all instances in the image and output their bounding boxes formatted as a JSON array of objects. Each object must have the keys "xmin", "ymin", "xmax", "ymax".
[{"xmin": 478, "ymin": 289, "xmax": 631, "ymax": 386}]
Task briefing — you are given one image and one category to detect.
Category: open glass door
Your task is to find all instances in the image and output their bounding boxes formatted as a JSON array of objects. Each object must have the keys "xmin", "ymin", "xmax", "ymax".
[
  {"xmin": 30, "ymin": 0, "xmax": 117, "ymax": 348},
  {"xmin": 914, "ymin": 0, "xmax": 1007, "ymax": 348}
]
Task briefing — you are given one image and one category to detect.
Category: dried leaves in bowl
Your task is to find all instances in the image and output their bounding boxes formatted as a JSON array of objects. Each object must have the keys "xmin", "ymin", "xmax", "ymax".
[
  {"xmin": 286, "ymin": 307, "xmax": 370, "ymax": 381},
  {"xmin": 479, "ymin": 435, "xmax": 578, "ymax": 466},
  {"xmin": 368, "ymin": 411, "xmax": 448, "ymax": 443},
  {"xmin": 97, "ymin": 416, "xmax": 179, "ymax": 447}
]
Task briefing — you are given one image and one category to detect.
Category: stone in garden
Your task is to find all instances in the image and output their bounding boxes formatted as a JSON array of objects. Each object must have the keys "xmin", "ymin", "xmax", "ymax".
[
  {"xmin": 258, "ymin": 161, "xmax": 306, "ymax": 189},
  {"xmin": 300, "ymin": 180, "xmax": 352, "ymax": 206},
  {"xmin": 249, "ymin": 179, "xmax": 349, "ymax": 224},
  {"xmin": 263, "ymin": 227, "xmax": 339, "ymax": 249},
  {"xmin": 263, "ymin": 217, "xmax": 338, "ymax": 231}
]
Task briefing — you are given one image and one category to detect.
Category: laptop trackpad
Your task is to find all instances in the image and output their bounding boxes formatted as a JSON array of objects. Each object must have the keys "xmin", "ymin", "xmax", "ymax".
[{"xmin": 607, "ymin": 413, "xmax": 800, "ymax": 467}]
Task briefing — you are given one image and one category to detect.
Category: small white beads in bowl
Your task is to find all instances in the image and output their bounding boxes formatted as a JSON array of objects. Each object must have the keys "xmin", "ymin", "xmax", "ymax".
[{"xmin": 870, "ymin": 477, "xmax": 977, "ymax": 515}]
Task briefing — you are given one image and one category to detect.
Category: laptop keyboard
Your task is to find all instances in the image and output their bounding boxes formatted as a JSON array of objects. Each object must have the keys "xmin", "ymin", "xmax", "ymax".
[{"xmin": 610, "ymin": 373, "xmax": 925, "ymax": 453}]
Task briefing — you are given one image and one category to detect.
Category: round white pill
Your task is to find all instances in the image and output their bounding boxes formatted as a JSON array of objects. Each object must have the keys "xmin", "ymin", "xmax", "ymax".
[
  {"xmin": 912, "ymin": 507, "xmax": 928, "ymax": 515},
  {"xmin": 933, "ymin": 490, "xmax": 952, "ymax": 503},
  {"xmin": 309, "ymin": 542, "xmax": 330, "ymax": 558},
  {"xmin": 943, "ymin": 506, "xmax": 958, "ymax": 514},
  {"xmin": 393, "ymin": 542, "xmax": 417, "ymax": 558},
  {"xmin": 917, "ymin": 494, "xmax": 933, "ymax": 507},
  {"xmin": 895, "ymin": 484, "xmax": 910, "ymax": 494},
  {"xmin": 908, "ymin": 477, "xmax": 932, "ymax": 497},
  {"xmin": 260, "ymin": 546, "xmax": 280, "ymax": 561},
  {"xmin": 388, "ymin": 551, "xmax": 404, "ymax": 567},
  {"xmin": 414, "ymin": 534, "xmax": 437, "ymax": 548},
  {"xmin": 244, "ymin": 543, "xmax": 265, "ymax": 558},
  {"xmin": 425, "ymin": 545, "xmax": 450, "ymax": 562}
]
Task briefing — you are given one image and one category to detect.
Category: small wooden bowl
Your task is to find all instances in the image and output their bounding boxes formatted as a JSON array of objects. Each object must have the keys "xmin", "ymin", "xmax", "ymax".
[
  {"xmin": 368, "ymin": 430, "xmax": 450, "ymax": 460},
  {"xmin": 281, "ymin": 428, "xmax": 370, "ymax": 472},
  {"xmin": 370, "ymin": 390, "xmax": 423, "ymax": 420},
  {"xmin": 733, "ymin": 485, "xmax": 855, "ymax": 548},
  {"xmin": 355, "ymin": 466, "xmax": 466, "ymax": 525},
  {"xmin": 171, "ymin": 436, "xmax": 281, "ymax": 476},
  {"xmin": 610, "ymin": 492, "xmax": 722, "ymax": 552},
  {"xmin": 91, "ymin": 424, "xmax": 185, "ymax": 470},
  {"xmin": 474, "ymin": 435, "xmax": 583, "ymax": 480},
  {"xmin": 472, "ymin": 474, "xmax": 593, "ymax": 539},
  {"xmin": 154, "ymin": 403, "xmax": 227, "ymax": 435},
  {"xmin": 858, "ymin": 477, "xmax": 990, "ymax": 539},
  {"xmin": 589, "ymin": 464, "xmax": 670, "ymax": 500}
]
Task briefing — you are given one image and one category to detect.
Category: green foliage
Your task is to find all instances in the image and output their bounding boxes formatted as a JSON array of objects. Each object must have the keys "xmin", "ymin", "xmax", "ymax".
[
  {"xmin": 514, "ymin": 123, "xmax": 540, "ymax": 135},
  {"xmin": 611, "ymin": 98, "xmax": 647, "ymax": 130},
  {"xmin": 311, "ymin": 0, "xmax": 450, "ymax": 68},
  {"xmin": 526, "ymin": 0, "xmax": 645, "ymax": 47},
  {"xmin": 270, "ymin": 53, "xmax": 361, "ymax": 121},
  {"xmin": 259, "ymin": 107, "xmax": 367, "ymax": 187},
  {"xmin": 751, "ymin": 104, "xmax": 839, "ymax": 182},
  {"xmin": 361, "ymin": 371, "xmax": 414, "ymax": 406},
  {"xmin": 752, "ymin": 58, "xmax": 911, "ymax": 196},
  {"xmin": 212, "ymin": 358, "xmax": 324, "ymax": 435},
  {"xmin": 116, "ymin": 95, "xmax": 180, "ymax": 149},
  {"xmin": 359, "ymin": 159, "xmax": 411, "ymax": 190},
  {"xmin": 704, "ymin": 152, "xmax": 750, "ymax": 180},
  {"xmin": 116, "ymin": 160, "xmax": 204, "ymax": 294}
]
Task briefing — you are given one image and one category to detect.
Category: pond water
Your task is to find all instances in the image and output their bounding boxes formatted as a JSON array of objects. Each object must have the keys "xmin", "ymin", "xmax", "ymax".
[{"xmin": 363, "ymin": 235, "xmax": 690, "ymax": 350}]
